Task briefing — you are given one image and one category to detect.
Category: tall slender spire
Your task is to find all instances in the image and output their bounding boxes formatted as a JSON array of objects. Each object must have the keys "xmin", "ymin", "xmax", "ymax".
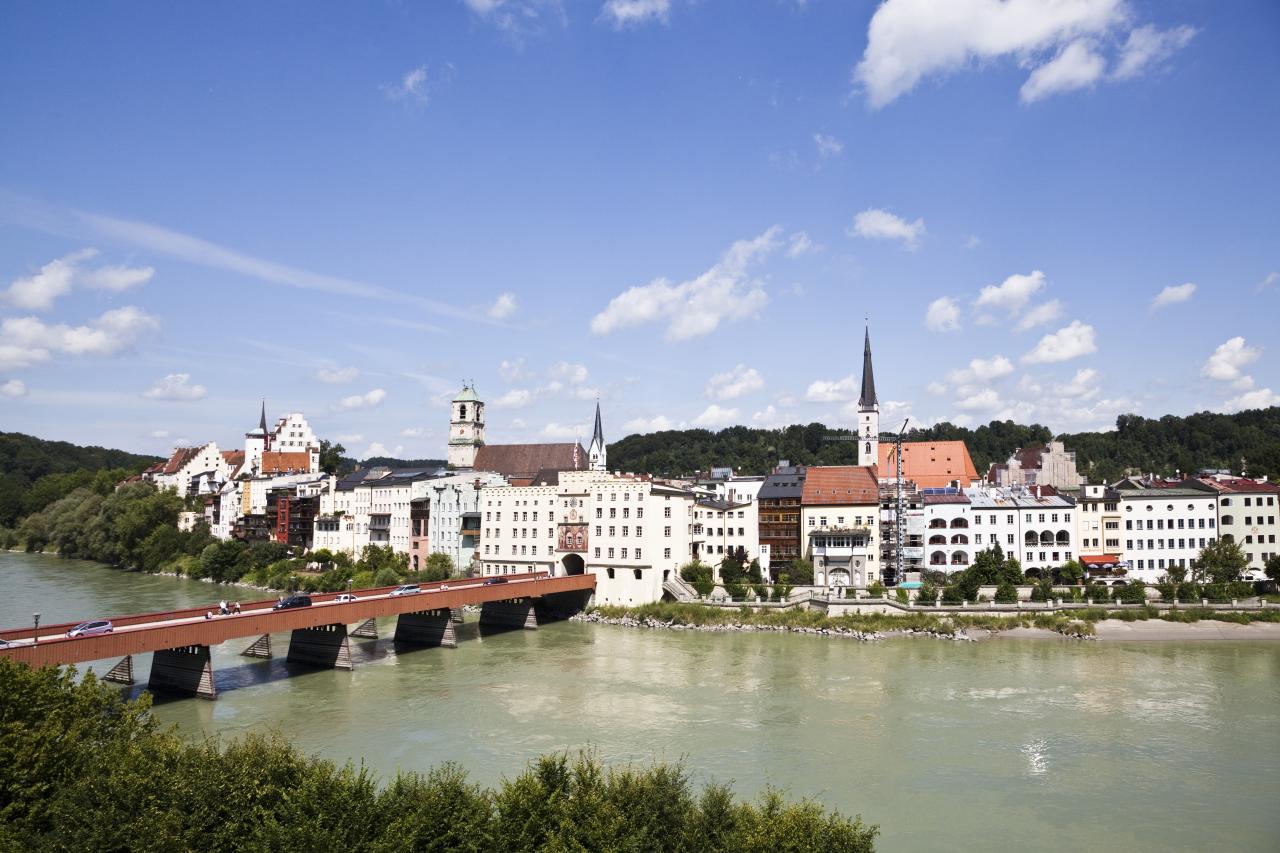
[
  {"xmin": 858, "ymin": 327, "xmax": 877, "ymax": 409},
  {"xmin": 258, "ymin": 399, "xmax": 267, "ymax": 432},
  {"xmin": 588, "ymin": 397, "xmax": 607, "ymax": 472},
  {"xmin": 592, "ymin": 399, "xmax": 604, "ymax": 448}
]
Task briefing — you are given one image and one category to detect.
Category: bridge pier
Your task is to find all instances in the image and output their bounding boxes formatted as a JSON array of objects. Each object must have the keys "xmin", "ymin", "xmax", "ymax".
[
  {"xmin": 451, "ymin": 607, "xmax": 464, "ymax": 624},
  {"xmin": 103, "ymin": 655, "xmax": 134, "ymax": 685},
  {"xmin": 394, "ymin": 609, "xmax": 457, "ymax": 648},
  {"xmin": 351, "ymin": 618, "xmax": 379, "ymax": 639},
  {"xmin": 286, "ymin": 624, "xmax": 353, "ymax": 670},
  {"xmin": 149, "ymin": 645, "xmax": 216, "ymax": 700},
  {"xmin": 479, "ymin": 598, "xmax": 538, "ymax": 631},
  {"xmin": 241, "ymin": 634, "xmax": 272, "ymax": 659}
]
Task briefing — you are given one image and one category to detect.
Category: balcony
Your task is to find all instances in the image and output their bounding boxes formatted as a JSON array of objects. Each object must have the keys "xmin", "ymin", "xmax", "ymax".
[{"xmin": 369, "ymin": 514, "xmax": 391, "ymax": 531}]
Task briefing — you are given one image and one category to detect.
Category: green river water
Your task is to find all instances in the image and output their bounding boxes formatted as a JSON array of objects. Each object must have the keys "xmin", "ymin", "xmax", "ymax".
[{"xmin": 3, "ymin": 551, "xmax": 1278, "ymax": 851}]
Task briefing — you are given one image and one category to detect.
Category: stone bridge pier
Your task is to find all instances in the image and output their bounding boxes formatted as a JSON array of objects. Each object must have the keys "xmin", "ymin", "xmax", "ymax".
[
  {"xmin": 149, "ymin": 645, "xmax": 216, "ymax": 700},
  {"xmin": 479, "ymin": 598, "xmax": 539, "ymax": 631},
  {"xmin": 286, "ymin": 623, "xmax": 353, "ymax": 670},
  {"xmin": 394, "ymin": 609, "xmax": 458, "ymax": 648}
]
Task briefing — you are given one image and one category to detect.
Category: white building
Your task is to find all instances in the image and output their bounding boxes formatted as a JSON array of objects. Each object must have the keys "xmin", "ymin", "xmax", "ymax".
[
  {"xmin": 1183, "ymin": 475, "xmax": 1280, "ymax": 573},
  {"xmin": 150, "ymin": 441, "xmax": 228, "ymax": 498},
  {"xmin": 919, "ymin": 486, "xmax": 1079, "ymax": 576},
  {"xmin": 410, "ymin": 471, "xmax": 508, "ymax": 573},
  {"xmin": 1115, "ymin": 485, "xmax": 1219, "ymax": 582}
]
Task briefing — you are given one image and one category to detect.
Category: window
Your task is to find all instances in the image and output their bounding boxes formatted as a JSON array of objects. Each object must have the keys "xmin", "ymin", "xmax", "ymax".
[
  {"xmin": 608, "ymin": 548, "xmax": 615, "ymax": 558},
  {"xmin": 595, "ymin": 525, "xmax": 602, "ymax": 536},
  {"xmin": 621, "ymin": 548, "xmax": 628, "ymax": 559},
  {"xmin": 594, "ymin": 547, "xmax": 601, "ymax": 558},
  {"xmin": 820, "ymin": 516, "xmax": 828, "ymax": 527},
  {"xmin": 636, "ymin": 548, "xmax": 642, "ymax": 559},
  {"xmin": 664, "ymin": 507, "xmax": 671, "ymax": 518},
  {"xmin": 622, "ymin": 526, "xmax": 629, "ymax": 536},
  {"xmin": 664, "ymin": 548, "xmax": 671, "ymax": 559},
  {"xmin": 610, "ymin": 508, "xmax": 616, "ymax": 518},
  {"xmin": 596, "ymin": 508, "xmax": 602, "ymax": 519},
  {"xmin": 637, "ymin": 526, "xmax": 643, "ymax": 537},
  {"xmin": 664, "ymin": 525, "xmax": 671, "ymax": 536}
]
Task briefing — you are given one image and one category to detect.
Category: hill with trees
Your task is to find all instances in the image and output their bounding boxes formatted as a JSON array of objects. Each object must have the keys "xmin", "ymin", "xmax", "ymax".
[
  {"xmin": 605, "ymin": 407, "xmax": 1280, "ymax": 484},
  {"xmin": 0, "ymin": 432, "xmax": 161, "ymax": 528}
]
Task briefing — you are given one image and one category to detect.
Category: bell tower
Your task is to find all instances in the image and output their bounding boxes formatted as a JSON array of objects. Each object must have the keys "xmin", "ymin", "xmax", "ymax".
[
  {"xmin": 447, "ymin": 383, "xmax": 485, "ymax": 469},
  {"xmin": 858, "ymin": 327, "xmax": 879, "ymax": 468}
]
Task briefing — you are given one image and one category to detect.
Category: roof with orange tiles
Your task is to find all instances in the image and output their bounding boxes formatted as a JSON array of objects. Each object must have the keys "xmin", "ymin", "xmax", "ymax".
[
  {"xmin": 878, "ymin": 440, "xmax": 978, "ymax": 490},
  {"xmin": 260, "ymin": 451, "xmax": 312, "ymax": 475},
  {"xmin": 161, "ymin": 446, "xmax": 202, "ymax": 475},
  {"xmin": 801, "ymin": 465, "xmax": 879, "ymax": 506}
]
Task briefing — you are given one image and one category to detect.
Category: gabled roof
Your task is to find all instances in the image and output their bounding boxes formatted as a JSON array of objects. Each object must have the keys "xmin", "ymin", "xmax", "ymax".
[
  {"xmin": 260, "ymin": 451, "xmax": 311, "ymax": 475},
  {"xmin": 801, "ymin": 465, "xmax": 878, "ymax": 506},
  {"xmin": 878, "ymin": 441, "xmax": 977, "ymax": 490},
  {"xmin": 474, "ymin": 442, "xmax": 585, "ymax": 482},
  {"xmin": 162, "ymin": 446, "xmax": 202, "ymax": 475}
]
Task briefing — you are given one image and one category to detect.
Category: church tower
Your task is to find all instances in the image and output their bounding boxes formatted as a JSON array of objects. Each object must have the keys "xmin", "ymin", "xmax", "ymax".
[
  {"xmin": 588, "ymin": 399, "xmax": 606, "ymax": 472},
  {"xmin": 858, "ymin": 327, "xmax": 879, "ymax": 468},
  {"xmin": 447, "ymin": 384, "xmax": 485, "ymax": 469},
  {"xmin": 245, "ymin": 400, "xmax": 268, "ymax": 475}
]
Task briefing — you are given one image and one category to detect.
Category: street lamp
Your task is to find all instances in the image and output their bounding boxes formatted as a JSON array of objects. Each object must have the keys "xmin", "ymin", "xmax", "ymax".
[
  {"xmin": 346, "ymin": 578, "xmax": 353, "ymax": 594},
  {"xmin": 33, "ymin": 613, "xmax": 40, "ymax": 645}
]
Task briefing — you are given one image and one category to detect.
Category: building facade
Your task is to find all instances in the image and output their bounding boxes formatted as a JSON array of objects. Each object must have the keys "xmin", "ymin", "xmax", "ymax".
[
  {"xmin": 447, "ymin": 384, "xmax": 485, "ymax": 469},
  {"xmin": 758, "ymin": 464, "xmax": 806, "ymax": 577},
  {"xmin": 800, "ymin": 466, "xmax": 880, "ymax": 588},
  {"xmin": 1114, "ymin": 484, "xmax": 1218, "ymax": 582}
]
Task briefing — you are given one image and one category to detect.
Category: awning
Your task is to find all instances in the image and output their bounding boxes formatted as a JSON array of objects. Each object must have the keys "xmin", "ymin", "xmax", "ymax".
[{"xmin": 1080, "ymin": 554, "xmax": 1122, "ymax": 569}]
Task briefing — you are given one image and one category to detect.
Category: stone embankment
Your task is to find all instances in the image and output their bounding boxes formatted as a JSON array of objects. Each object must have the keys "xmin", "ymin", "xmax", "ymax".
[{"xmin": 570, "ymin": 611, "xmax": 993, "ymax": 642}]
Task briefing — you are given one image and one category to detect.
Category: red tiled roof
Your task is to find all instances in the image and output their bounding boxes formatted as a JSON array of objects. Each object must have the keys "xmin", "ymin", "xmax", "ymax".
[
  {"xmin": 473, "ymin": 443, "xmax": 585, "ymax": 481},
  {"xmin": 260, "ymin": 451, "xmax": 311, "ymax": 475},
  {"xmin": 801, "ymin": 466, "xmax": 879, "ymax": 506},
  {"xmin": 162, "ymin": 446, "xmax": 201, "ymax": 475},
  {"xmin": 879, "ymin": 441, "xmax": 977, "ymax": 490}
]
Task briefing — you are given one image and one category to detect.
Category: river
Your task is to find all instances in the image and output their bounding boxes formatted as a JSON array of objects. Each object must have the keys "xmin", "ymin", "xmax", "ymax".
[{"xmin": 3, "ymin": 551, "xmax": 1278, "ymax": 851}]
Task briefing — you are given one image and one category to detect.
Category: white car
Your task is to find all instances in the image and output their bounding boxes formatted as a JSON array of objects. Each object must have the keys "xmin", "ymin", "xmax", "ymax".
[
  {"xmin": 334, "ymin": 593, "xmax": 359, "ymax": 603},
  {"xmin": 389, "ymin": 584, "xmax": 421, "ymax": 597}
]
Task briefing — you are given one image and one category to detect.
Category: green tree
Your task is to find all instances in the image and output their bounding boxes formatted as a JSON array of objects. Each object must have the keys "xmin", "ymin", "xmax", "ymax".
[
  {"xmin": 787, "ymin": 557, "xmax": 814, "ymax": 585},
  {"xmin": 318, "ymin": 439, "xmax": 346, "ymax": 475},
  {"xmin": 423, "ymin": 552, "xmax": 454, "ymax": 581},
  {"xmin": 1195, "ymin": 538, "xmax": 1249, "ymax": 584},
  {"xmin": 680, "ymin": 561, "xmax": 714, "ymax": 597},
  {"xmin": 1265, "ymin": 554, "xmax": 1280, "ymax": 584},
  {"xmin": 994, "ymin": 581, "xmax": 1019, "ymax": 603}
]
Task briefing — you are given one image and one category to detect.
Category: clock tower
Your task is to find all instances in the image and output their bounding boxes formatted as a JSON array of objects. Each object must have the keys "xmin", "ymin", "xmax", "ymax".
[{"xmin": 447, "ymin": 384, "xmax": 485, "ymax": 469}]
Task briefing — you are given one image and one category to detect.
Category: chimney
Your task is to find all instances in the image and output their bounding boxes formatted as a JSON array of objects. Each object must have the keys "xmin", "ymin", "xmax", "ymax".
[{"xmin": 1035, "ymin": 485, "xmax": 1041, "ymax": 499}]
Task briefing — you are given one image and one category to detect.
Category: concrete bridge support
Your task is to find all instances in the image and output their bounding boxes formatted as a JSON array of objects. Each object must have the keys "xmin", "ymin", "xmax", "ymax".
[
  {"xmin": 103, "ymin": 655, "xmax": 134, "ymax": 685},
  {"xmin": 351, "ymin": 618, "xmax": 379, "ymax": 639},
  {"xmin": 394, "ymin": 609, "xmax": 458, "ymax": 648},
  {"xmin": 479, "ymin": 598, "xmax": 538, "ymax": 631},
  {"xmin": 451, "ymin": 607, "xmax": 464, "ymax": 624},
  {"xmin": 241, "ymin": 634, "xmax": 272, "ymax": 658},
  {"xmin": 149, "ymin": 645, "xmax": 216, "ymax": 700},
  {"xmin": 538, "ymin": 589, "xmax": 593, "ymax": 621},
  {"xmin": 286, "ymin": 623, "xmax": 353, "ymax": 670}
]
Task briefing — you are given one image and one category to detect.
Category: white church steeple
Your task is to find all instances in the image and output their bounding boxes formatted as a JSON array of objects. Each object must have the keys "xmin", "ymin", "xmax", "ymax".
[
  {"xmin": 858, "ymin": 326, "xmax": 879, "ymax": 468},
  {"xmin": 588, "ymin": 398, "xmax": 606, "ymax": 472}
]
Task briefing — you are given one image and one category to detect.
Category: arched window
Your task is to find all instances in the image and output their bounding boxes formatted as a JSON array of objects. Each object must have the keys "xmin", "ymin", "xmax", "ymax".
[
  {"xmin": 1056, "ymin": 530, "xmax": 1070, "ymax": 546},
  {"xmin": 865, "ymin": 441, "xmax": 871, "ymax": 455},
  {"xmin": 929, "ymin": 534, "xmax": 947, "ymax": 545},
  {"xmin": 459, "ymin": 404, "xmax": 467, "ymax": 420},
  {"xmin": 1040, "ymin": 531, "xmax": 1054, "ymax": 546},
  {"xmin": 1025, "ymin": 531, "xmax": 1038, "ymax": 546},
  {"xmin": 950, "ymin": 518, "xmax": 969, "ymax": 528},
  {"xmin": 930, "ymin": 551, "xmax": 947, "ymax": 566},
  {"xmin": 951, "ymin": 533, "xmax": 969, "ymax": 545},
  {"xmin": 951, "ymin": 551, "xmax": 969, "ymax": 565},
  {"xmin": 929, "ymin": 519, "xmax": 948, "ymax": 529},
  {"xmin": 1221, "ymin": 515, "xmax": 1234, "ymax": 525}
]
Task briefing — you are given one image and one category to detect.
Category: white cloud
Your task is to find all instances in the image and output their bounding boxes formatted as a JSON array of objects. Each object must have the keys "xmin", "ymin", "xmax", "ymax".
[
  {"xmin": 623, "ymin": 414, "xmax": 674, "ymax": 433},
  {"xmin": 542, "ymin": 422, "xmax": 587, "ymax": 439},
  {"xmin": 787, "ymin": 231, "xmax": 818, "ymax": 257},
  {"xmin": 551, "ymin": 361, "xmax": 589, "ymax": 385},
  {"xmin": 751, "ymin": 405, "xmax": 780, "ymax": 426},
  {"xmin": 493, "ymin": 388, "xmax": 534, "ymax": 408},
  {"xmin": 1223, "ymin": 388, "xmax": 1280, "ymax": 413},
  {"xmin": 926, "ymin": 381, "xmax": 947, "ymax": 396},
  {"xmin": 385, "ymin": 65, "xmax": 430, "ymax": 104},
  {"xmin": 80, "ymin": 263, "xmax": 154, "ymax": 292},
  {"xmin": 336, "ymin": 433, "xmax": 364, "ymax": 443},
  {"xmin": 1151, "ymin": 282, "xmax": 1196, "ymax": 309},
  {"xmin": 1201, "ymin": 337, "xmax": 1261, "ymax": 383},
  {"xmin": 854, "ymin": 0, "xmax": 1128, "ymax": 108},
  {"xmin": 705, "ymin": 364, "xmax": 764, "ymax": 401},
  {"xmin": 489, "ymin": 292, "xmax": 518, "ymax": 319},
  {"xmin": 336, "ymin": 388, "xmax": 387, "ymax": 410},
  {"xmin": 692, "ymin": 404, "xmax": 739, "ymax": 428},
  {"xmin": 956, "ymin": 388, "xmax": 1002, "ymax": 411},
  {"xmin": 976, "ymin": 270, "xmax": 1045, "ymax": 316},
  {"xmin": 1113, "ymin": 24, "xmax": 1196, "ymax": 80},
  {"xmin": 365, "ymin": 442, "xmax": 404, "ymax": 458},
  {"xmin": 0, "ymin": 306, "xmax": 160, "ymax": 369},
  {"xmin": 1259, "ymin": 272, "xmax": 1279, "ymax": 293},
  {"xmin": 499, "ymin": 358, "xmax": 529, "ymax": 381},
  {"xmin": 401, "ymin": 427, "xmax": 427, "ymax": 438},
  {"xmin": 1020, "ymin": 38, "xmax": 1106, "ymax": 103},
  {"xmin": 142, "ymin": 373, "xmax": 208, "ymax": 402},
  {"xmin": 813, "ymin": 133, "xmax": 843, "ymax": 157},
  {"xmin": 599, "ymin": 0, "xmax": 670, "ymax": 29},
  {"xmin": 1, "ymin": 378, "xmax": 27, "ymax": 398},
  {"xmin": 3, "ymin": 249, "xmax": 96, "ymax": 310},
  {"xmin": 805, "ymin": 375, "xmax": 857, "ymax": 403},
  {"xmin": 948, "ymin": 355, "xmax": 1015, "ymax": 385},
  {"xmin": 1060, "ymin": 367, "xmax": 1100, "ymax": 399},
  {"xmin": 590, "ymin": 226, "xmax": 778, "ymax": 341},
  {"xmin": 964, "ymin": 235, "xmax": 981, "ymax": 249},
  {"xmin": 1014, "ymin": 298, "xmax": 1063, "ymax": 331},
  {"xmin": 315, "ymin": 366, "xmax": 359, "ymax": 384},
  {"xmin": 925, "ymin": 296, "xmax": 961, "ymax": 332},
  {"xmin": 1023, "ymin": 320, "xmax": 1098, "ymax": 363},
  {"xmin": 848, "ymin": 208, "xmax": 925, "ymax": 250}
]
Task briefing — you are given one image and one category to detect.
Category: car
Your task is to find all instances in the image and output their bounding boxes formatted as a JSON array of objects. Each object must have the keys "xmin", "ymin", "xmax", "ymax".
[
  {"xmin": 273, "ymin": 595, "xmax": 312, "ymax": 611},
  {"xmin": 0, "ymin": 638, "xmax": 14, "ymax": 648},
  {"xmin": 389, "ymin": 584, "xmax": 421, "ymax": 597},
  {"xmin": 334, "ymin": 593, "xmax": 359, "ymax": 603},
  {"xmin": 66, "ymin": 620, "xmax": 113, "ymax": 638},
  {"xmin": 482, "ymin": 577, "xmax": 509, "ymax": 586}
]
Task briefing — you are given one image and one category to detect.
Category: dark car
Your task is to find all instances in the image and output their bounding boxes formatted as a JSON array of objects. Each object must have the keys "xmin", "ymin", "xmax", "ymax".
[
  {"xmin": 273, "ymin": 595, "xmax": 312, "ymax": 611},
  {"xmin": 482, "ymin": 577, "xmax": 508, "ymax": 586},
  {"xmin": 66, "ymin": 620, "xmax": 113, "ymax": 638}
]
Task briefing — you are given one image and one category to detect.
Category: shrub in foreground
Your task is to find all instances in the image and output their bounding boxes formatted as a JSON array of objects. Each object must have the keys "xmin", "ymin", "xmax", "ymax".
[{"xmin": 0, "ymin": 660, "xmax": 877, "ymax": 852}]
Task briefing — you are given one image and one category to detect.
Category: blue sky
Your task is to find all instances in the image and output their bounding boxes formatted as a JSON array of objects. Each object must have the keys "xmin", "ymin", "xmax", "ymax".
[{"xmin": 1, "ymin": 0, "xmax": 1277, "ymax": 460}]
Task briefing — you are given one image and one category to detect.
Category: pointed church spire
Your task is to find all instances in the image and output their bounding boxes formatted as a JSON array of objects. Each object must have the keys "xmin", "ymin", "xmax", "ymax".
[
  {"xmin": 588, "ymin": 397, "xmax": 607, "ymax": 472},
  {"xmin": 858, "ymin": 327, "xmax": 877, "ymax": 409},
  {"xmin": 258, "ymin": 399, "xmax": 268, "ymax": 432},
  {"xmin": 592, "ymin": 398, "xmax": 604, "ymax": 448}
]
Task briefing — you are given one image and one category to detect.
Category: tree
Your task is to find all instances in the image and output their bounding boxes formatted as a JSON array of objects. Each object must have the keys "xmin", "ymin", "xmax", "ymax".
[
  {"xmin": 1264, "ymin": 554, "xmax": 1280, "ymax": 585},
  {"xmin": 1055, "ymin": 560, "xmax": 1084, "ymax": 586},
  {"xmin": 787, "ymin": 557, "xmax": 814, "ymax": 585},
  {"xmin": 994, "ymin": 581, "xmax": 1019, "ymax": 603},
  {"xmin": 423, "ymin": 552, "xmax": 454, "ymax": 582},
  {"xmin": 1195, "ymin": 538, "xmax": 1248, "ymax": 584},
  {"xmin": 318, "ymin": 439, "xmax": 345, "ymax": 475},
  {"xmin": 680, "ymin": 561, "xmax": 714, "ymax": 597}
]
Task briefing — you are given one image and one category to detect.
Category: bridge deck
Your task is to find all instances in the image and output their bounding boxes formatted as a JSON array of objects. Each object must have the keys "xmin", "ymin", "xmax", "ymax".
[{"xmin": 0, "ymin": 573, "xmax": 594, "ymax": 668}]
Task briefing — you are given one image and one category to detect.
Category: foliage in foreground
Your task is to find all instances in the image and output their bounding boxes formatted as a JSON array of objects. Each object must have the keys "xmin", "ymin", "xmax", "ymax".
[{"xmin": 0, "ymin": 660, "xmax": 877, "ymax": 852}]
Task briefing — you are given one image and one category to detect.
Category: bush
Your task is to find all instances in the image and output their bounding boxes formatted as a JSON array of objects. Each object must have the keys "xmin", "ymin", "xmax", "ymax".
[
  {"xmin": 373, "ymin": 567, "xmax": 401, "ymax": 587},
  {"xmin": 774, "ymin": 577, "xmax": 793, "ymax": 602},
  {"xmin": 867, "ymin": 581, "xmax": 886, "ymax": 598},
  {"xmin": 916, "ymin": 582, "xmax": 937, "ymax": 605},
  {"xmin": 941, "ymin": 585, "xmax": 964, "ymax": 605},
  {"xmin": 1177, "ymin": 582, "xmax": 1204, "ymax": 603},
  {"xmin": 895, "ymin": 587, "xmax": 909, "ymax": 604},
  {"xmin": 1116, "ymin": 580, "xmax": 1148, "ymax": 605},
  {"xmin": 994, "ymin": 582, "xmax": 1019, "ymax": 603},
  {"xmin": 787, "ymin": 558, "xmax": 814, "ymax": 586},
  {"xmin": 680, "ymin": 561, "xmax": 714, "ymax": 598}
]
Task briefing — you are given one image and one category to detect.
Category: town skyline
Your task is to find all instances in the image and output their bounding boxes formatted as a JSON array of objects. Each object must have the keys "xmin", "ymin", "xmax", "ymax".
[{"xmin": 2, "ymin": 1, "xmax": 1278, "ymax": 459}]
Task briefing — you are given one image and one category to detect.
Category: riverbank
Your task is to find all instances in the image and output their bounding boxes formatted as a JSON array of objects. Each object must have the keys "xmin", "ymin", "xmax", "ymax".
[{"xmin": 581, "ymin": 602, "xmax": 1280, "ymax": 642}]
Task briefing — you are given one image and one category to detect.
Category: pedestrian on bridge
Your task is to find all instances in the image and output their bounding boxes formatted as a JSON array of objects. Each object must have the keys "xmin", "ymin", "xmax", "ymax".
[
  {"xmin": 233, "ymin": 601, "xmax": 242, "ymax": 614},
  {"xmin": 219, "ymin": 599, "xmax": 228, "ymax": 615}
]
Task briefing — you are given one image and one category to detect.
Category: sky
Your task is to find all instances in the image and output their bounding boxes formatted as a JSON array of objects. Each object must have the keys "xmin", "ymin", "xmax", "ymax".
[{"xmin": 1, "ymin": 0, "xmax": 1278, "ymax": 461}]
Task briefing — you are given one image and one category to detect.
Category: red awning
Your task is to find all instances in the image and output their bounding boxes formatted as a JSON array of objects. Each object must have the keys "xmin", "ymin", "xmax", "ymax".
[{"xmin": 1080, "ymin": 554, "xmax": 1121, "ymax": 568}]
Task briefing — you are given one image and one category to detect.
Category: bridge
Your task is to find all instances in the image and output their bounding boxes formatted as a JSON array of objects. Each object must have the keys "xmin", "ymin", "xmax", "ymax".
[{"xmin": 0, "ymin": 572, "xmax": 594, "ymax": 699}]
